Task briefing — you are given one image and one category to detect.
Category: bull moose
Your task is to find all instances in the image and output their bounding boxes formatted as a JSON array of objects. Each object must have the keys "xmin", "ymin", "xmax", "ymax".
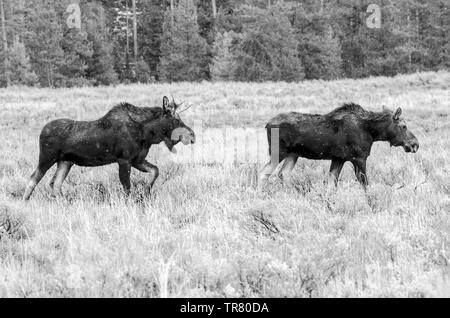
[
  {"xmin": 23, "ymin": 96, "xmax": 195, "ymax": 200},
  {"xmin": 259, "ymin": 103, "xmax": 419, "ymax": 189}
]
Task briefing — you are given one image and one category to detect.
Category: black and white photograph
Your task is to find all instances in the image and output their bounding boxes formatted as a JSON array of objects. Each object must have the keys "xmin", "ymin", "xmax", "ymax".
[{"xmin": 0, "ymin": 0, "xmax": 449, "ymax": 301}]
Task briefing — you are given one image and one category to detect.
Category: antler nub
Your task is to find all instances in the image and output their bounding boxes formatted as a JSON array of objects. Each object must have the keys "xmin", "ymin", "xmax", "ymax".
[{"xmin": 178, "ymin": 103, "xmax": 192, "ymax": 113}]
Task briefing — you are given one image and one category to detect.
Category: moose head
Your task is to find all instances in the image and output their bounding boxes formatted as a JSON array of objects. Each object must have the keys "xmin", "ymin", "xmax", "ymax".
[
  {"xmin": 161, "ymin": 96, "xmax": 196, "ymax": 152},
  {"xmin": 382, "ymin": 106, "xmax": 419, "ymax": 153}
]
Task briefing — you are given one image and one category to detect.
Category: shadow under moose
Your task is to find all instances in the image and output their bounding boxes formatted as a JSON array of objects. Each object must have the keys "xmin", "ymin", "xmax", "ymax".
[
  {"xmin": 259, "ymin": 103, "xmax": 419, "ymax": 190},
  {"xmin": 23, "ymin": 96, "xmax": 195, "ymax": 200}
]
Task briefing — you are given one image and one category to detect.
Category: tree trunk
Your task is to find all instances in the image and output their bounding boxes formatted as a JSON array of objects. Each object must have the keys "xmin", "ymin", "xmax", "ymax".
[
  {"xmin": 170, "ymin": 0, "xmax": 174, "ymax": 29},
  {"xmin": 211, "ymin": 0, "xmax": 216, "ymax": 18},
  {"xmin": 15, "ymin": 0, "xmax": 24, "ymax": 42},
  {"xmin": 132, "ymin": 0, "xmax": 138, "ymax": 63},
  {"xmin": 0, "ymin": 0, "xmax": 10, "ymax": 87},
  {"xmin": 415, "ymin": 7, "xmax": 420, "ymax": 72},
  {"xmin": 125, "ymin": 1, "xmax": 130, "ymax": 69},
  {"xmin": 407, "ymin": 13, "xmax": 412, "ymax": 71}
]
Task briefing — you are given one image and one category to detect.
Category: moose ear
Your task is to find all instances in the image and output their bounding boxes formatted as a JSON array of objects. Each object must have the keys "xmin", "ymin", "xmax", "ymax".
[
  {"xmin": 162, "ymin": 96, "xmax": 169, "ymax": 111},
  {"xmin": 393, "ymin": 107, "xmax": 402, "ymax": 121}
]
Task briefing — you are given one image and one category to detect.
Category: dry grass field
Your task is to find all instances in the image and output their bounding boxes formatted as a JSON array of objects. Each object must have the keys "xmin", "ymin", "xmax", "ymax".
[{"xmin": 0, "ymin": 71, "xmax": 449, "ymax": 297}]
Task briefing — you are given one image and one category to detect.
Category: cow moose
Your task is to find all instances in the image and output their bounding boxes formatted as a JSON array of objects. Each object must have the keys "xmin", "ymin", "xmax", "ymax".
[
  {"xmin": 23, "ymin": 96, "xmax": 195, "ymax": 200},
  {"xmin": 259, "ymin": 103, "xmax": 419, "ymax": 189}
]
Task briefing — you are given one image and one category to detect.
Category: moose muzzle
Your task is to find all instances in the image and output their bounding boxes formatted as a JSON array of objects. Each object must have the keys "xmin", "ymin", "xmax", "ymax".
[
  {"xmin": 171, "ymin": 127, "xmax": 196, "ymax": 145},
  {"xmin": 404, "ymin": 137, "xmax": 419, "ymax": 153}
]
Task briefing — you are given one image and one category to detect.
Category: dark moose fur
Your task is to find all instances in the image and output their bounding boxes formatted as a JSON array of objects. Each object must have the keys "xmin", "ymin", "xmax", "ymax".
[
  {"xmin": 259, "ymin": 103, "xmax": 419, "ymax": 189},
  {"xmin": 23, "ymin": 97, "xmax": 195, "ymax": 200}
]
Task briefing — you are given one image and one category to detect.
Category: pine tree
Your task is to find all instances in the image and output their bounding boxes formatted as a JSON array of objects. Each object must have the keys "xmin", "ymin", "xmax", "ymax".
[
  {"xmin": 59, "ymin": 27, "xmax": 93, "ymax": 87},
  {"xmin": 436, "ymin": 0, "xmax": 450, "ymax": 69},
  {"xmin": 416, "ymin": 0, "xmax": 450, "ymax": 71},
  {"xmin": 45, "ymin": 0, "xmax": 96, "ymax": 87},
  {"xmin": 354, "ymin": 0, "xmax": 401, "ymax": 77},
  {"xmin": 139, "ymin": 0, "xmax": 165, "ymax": 80},
  {"xmin": 390, "ymin": 0, "xmax": 430, "ymax": 74},
  {"xmin": 7, "ymin": 40, "xmax": 37, "ymax": 85},
  {"xmin": 210, "ymin": 30, "xmax": 236, "ymax": 81},
  {"xmin": 0, "ymin": 0, "xmax": 10, "ymax": 86},
  {"xmin": 215, "ymin": 3, "xmax": 243, "ymax": 34},
  {"xmin": 134, "ymin": 57, "xmax": 152, "ymax": 83},
  {"xmin": 234, "ymin": 4, "xmax": 304, "ymax": 82},
  {"xmin": 293, "ymin": 1, "xmax": 343, "ymax": 80},
  {"xmin": 331, "ymin": 1, "xmax": 367, "ymax": 78},
  {"xmin": 158, "ymin": 0, "xmax": 208, "ymax": 82},
  {"xmin": 23, "ymin": 0, "xmax": 65, "ymax": 87},
  {"xmin": 84, "ymin": 1, "xmax": 118, "ymax": 85},
  {"xmin": 197, "ymin": 0, "xmax": 215, "ymax": 45}
]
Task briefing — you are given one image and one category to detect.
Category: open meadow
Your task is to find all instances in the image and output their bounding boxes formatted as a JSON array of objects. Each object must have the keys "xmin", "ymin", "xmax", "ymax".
[{"xmin": 0, "ymin": 72, "xmax": 449, "ymax": 297}]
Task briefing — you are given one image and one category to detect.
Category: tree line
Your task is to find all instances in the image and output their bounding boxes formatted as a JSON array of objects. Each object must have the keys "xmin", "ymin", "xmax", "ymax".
[{"xmin": 0, "ymin": 0, "xmax": 448, "ymax": 87}]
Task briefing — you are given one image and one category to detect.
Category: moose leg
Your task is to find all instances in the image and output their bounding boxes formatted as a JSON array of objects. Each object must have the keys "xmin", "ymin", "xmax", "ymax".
[
  {"xmin": 258, "ymin": 149, "xmax": 288, "ymax": 190},
  {"xmin": 23, "ymin": 161, "xmax": 55, "ymax": 200},
  {"xmin": 329, "ymin": 159, "xmax": 345, "ymax": 187},
  {"xmin": 133, "ymin": 160, "xmax": 159, "ymax": 188},
  {"xmin": 258, "ymin": 158, "xmax": 288, "ymax": 190},
  {"xmin": 49, "ymin": 161, "xmax": 72, "ymax": 190},
  {"xmin": 49, "ymin": 172, "xmax": 57, "ymax": 190},
  {"xmin": 352, "ymin": 159, "xmax": 368, "ymax": 190},
  {"xmin": 258, "ymin": 161, "xmax": 274, "ymax": 187},
  {"xmin": 278, "ymin": 153, "xmax": 298, "ymax": 184},
  {"xmin": 52, "ymin": 161, "xmax": 73, "ymax": 195},
  {"xmin": 118, "ymin": 160, "xmax": 132, "ymax": 196},
  {"xmin": 258, "ymin": 161, "xmax": 279, "ymax": 190}
]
